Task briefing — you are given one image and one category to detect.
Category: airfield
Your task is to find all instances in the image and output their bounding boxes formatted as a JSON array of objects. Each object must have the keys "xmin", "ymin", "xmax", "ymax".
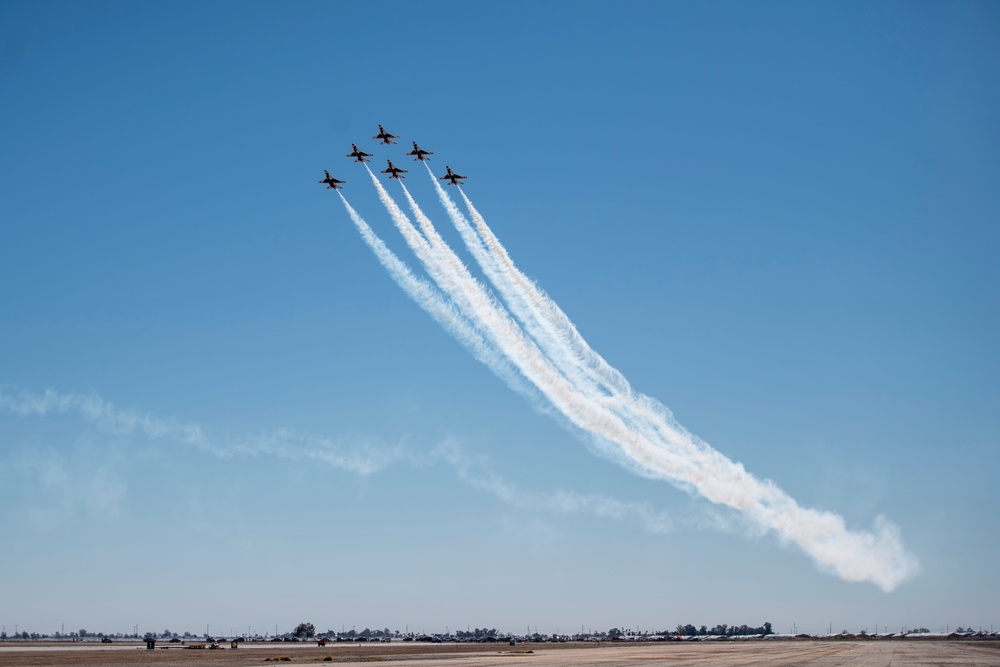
[{"xmin": 2, "ymin": 640, "xmax": 999, "ymax": 667}]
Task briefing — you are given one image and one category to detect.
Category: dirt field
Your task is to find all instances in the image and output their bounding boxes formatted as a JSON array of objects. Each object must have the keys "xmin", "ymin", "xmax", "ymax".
[{"xmin": 1, "ymin": 640, "xmax": 999, "ymax": 667}]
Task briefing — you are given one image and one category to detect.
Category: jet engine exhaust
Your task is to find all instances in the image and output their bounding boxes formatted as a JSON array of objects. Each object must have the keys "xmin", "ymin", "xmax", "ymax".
[{"xmin": 333, "ymin": 156, "xmax": 919, "ymax": 592}]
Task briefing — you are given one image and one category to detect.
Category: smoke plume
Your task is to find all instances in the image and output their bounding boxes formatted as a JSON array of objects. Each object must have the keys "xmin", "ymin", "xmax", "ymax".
[{"xmin": 336, "ymin": 169, "xmax": 919, "ymax": 591}]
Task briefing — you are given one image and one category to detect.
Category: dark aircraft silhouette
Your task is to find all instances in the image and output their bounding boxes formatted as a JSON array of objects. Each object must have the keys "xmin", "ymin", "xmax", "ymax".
[
  {"xmin": 381, "ymin": 159, "xmax": 408, "ymax": 179},
  {"xmin": 319, "ymin": 170, "xmax": 346, "ymax": 189},
  {"xmin": 346, "ymin": 144, "xmax": 373, "ymax": 163},
  {"xmin": 373, "ymin": 125, "xmax": 399, "ymax": 145},
  {"xmin": 439, "ymin": 166, "xmax": 467, "ymax": 186},
  {"xmin": 405, "ymin": 142, "xmax": 433, "ymax": 161}
]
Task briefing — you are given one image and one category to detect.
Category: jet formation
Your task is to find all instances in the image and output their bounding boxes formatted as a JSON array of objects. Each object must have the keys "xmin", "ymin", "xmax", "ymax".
[{"xmin": 319, "ymin": 125, "xmax": 468, "ymax": 190}]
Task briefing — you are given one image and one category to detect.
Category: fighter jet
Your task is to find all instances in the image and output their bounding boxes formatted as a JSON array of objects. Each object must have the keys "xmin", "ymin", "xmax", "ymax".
[
  {"xmin": 439, "ymin": 166, "xmax": 467, "ymax": 186},
  {"xmin": 405, "ymin": 142, "xmax": 433, "ymax": 161},
  {"xmin": 319, "ymin": 170, "xmax": 346, "ymax": 189},
  {"xmin": 346, "ymin": 144, "xmax": 373, "ymax": 163},
  {"xmin": 381, "ymin": 159, "xmax": 408, "ymax": 179},
  {"xmin": 372, "ymin": 124, "xmax": 399, "ymax": 145}
]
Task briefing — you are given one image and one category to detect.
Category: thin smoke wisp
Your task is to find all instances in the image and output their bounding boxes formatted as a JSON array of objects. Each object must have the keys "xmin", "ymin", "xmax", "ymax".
[{"xmin": 0, "ymin": 387, "xmax": 673, "ymax": 532}]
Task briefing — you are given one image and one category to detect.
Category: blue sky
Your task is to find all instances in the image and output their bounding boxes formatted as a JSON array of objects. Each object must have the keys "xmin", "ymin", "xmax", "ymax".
[{"xmin": 1, "ymin": 0, "xmax": 998, "ymax": 637}]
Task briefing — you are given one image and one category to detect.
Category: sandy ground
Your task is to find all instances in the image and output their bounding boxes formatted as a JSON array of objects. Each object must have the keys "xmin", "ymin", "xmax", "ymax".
[{"xmin": 0, "ymin": 640, "xmax": 998, "ymax": 667}]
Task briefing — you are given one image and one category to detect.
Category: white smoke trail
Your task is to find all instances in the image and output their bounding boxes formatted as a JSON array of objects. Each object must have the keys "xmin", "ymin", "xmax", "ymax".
[
  {"xmin": 360, "ymin": 172, "xmax": 709, "ymax": 502},
  {"xmin": 0, "ymin": 385, "xmax": 398, "ymax": 475},
  {"xmin": 424, "ymin": 163, "xmax": 616, "ymax": 409},
  {"xmin": 365, "ymin": 167, "xmax": 512, "ymax": 353},
  {"xmin": 456, "ymin": 183, "xmax": 628, "ymax": 398},
  {"xmin": 362, "ymin": 175, "xmax": 748, "ymax": 508},
  {"xmin": 359, "ymin": 172, "xmax": 918, "ymax": 590},
  {"xmin": 450, "ymin": 184, "xmax": 705, "ymax": 461},
  {"xmin": 337, "ymin": 192, "xmax": 535, "ymax": 402},
  {"xmin": 424, "ymin": 163, "xmax": 608, "ymax": 412},
  {"xmin": 464, "ymin": 190, "xmax": 918, "ymax": 590},
  {"xmin": 1, "ymin": 386, "xmax": 675, "ymax": 533},
  {"xmin": 433, "ymin": 437, "xmax": 673, "ymax": 534},
  {"xmin": 364, "ymin": 169, "xmax": 594, "ymax": 424},
  {"xmin": 429, "ymin": 169, "xmax": 704, "ymax": 467}
]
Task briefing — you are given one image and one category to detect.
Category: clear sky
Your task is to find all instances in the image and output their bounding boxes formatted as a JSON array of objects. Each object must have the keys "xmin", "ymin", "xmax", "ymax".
[{"xmin": 1, "ymin": 0, "xmax": 998, "ymax": 638}]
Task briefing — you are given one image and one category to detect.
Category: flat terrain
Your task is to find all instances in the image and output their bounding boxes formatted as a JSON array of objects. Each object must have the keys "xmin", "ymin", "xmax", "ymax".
[{"xmin": 1, "ymin": 640, "xmax": 999, "ymax": 667}]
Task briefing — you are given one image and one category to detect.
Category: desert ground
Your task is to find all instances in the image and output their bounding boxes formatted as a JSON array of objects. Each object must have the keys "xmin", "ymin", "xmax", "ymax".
[{"xmin": 1, "ymin": 640, "xmax": 999, "ymax": 667}]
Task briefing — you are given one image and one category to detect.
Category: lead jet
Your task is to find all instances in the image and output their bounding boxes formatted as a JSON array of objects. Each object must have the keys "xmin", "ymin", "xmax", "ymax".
[
  {"xmin": 346, "ymin": 144, "xmax": 373, "ymax": 163},
  {"xmin": 372, "ymin": 124, "xmax": 399, "ymax": 145},
  {"xmin": 405, "ymin": 142, "xmax": 433, "ymax": 161},
  {"xmin": 381, "ymin": 159, "xmax": 408, "ymax": 179},
  {"xmin": 318, "ymin": 170, "xmax": 346, "ymax": 189},
  {"xmin": 439, "ymin": 165, "xmax": 467, "ymax": 186}
]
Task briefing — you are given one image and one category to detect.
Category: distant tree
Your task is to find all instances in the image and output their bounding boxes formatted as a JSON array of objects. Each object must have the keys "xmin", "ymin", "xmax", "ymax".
[
  {"xmin": 763, "ymin": 622, "xmax": 773, "ymax": 636},
  {"xmin": 676, "ymin": 624, "xmax": 697, "ymax": 637},
  {"xmin": 293, "ymin": 623, "xmax": 316, "ymax": 638}
]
